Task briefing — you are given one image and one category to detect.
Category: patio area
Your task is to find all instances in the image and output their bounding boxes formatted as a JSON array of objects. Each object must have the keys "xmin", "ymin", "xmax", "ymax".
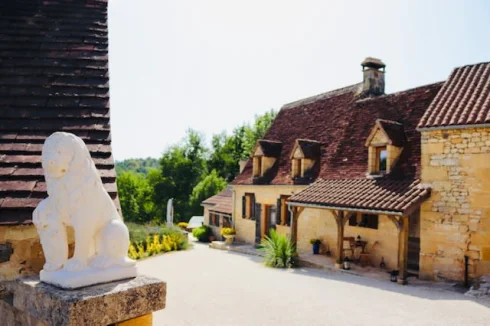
[{"xmin": 210, "ymin": 240, "xmax": 417, "ymax": 285}]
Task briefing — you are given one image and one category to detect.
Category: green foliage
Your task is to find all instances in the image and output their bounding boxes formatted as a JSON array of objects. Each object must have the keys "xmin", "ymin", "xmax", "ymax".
[
  {"xmin": 310, "ymin": 238, "xmax": 321, "ymax": 245},
  {"xmin": 189, "ymin": 170, "xmax": 227, "ymax": 213},
  {"xmin": 117, "ymin": 111, "xmax": 277, "ymax": 224},
  {"xmin": 192, "ymin": 225, "xmax": 213, "ymax": 242},
  {"xmin": 117, "ymin": 171, "xmax": 154, "ymax": 223},
  {"xmin": 242, "ymin": 109, "xmax": 277, "ymax": 159},
  {"xmin": 260, "ymin": 229, "xmax": 297, "ymax": 268},
  {"xmin": 115, "ymin": 157, "xmax": 159, "ymax": 175}
]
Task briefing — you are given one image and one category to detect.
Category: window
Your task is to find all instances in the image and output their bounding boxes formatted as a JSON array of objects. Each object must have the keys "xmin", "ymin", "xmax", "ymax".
[
  {"xmin": 223, "ymin": 216, "xmax": 232, "ymax": 228},
  {"xmin": 210, "ymin": 213, "xmax": 220, "ymax": 227},
  {"xmin": 242, "ymin": 193, "xmax": 255, "ymax": 219},
  {"xmin": 253, "ymin": 156, "xmax": 262, "ymax": 177},
  {"xmin": 376, "ymin": 146, "xmax": 387, "ymax": 173},
  {"xmin": 348, "ymin": 213, "xmax": 378, "ymax": 229},
  {"xmin": 276, "ymin": 195, "xmax": 292, "ymax": 226}
]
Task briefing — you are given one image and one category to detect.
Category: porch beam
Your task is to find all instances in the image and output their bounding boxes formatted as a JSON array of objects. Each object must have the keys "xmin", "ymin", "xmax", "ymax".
[
  {"xmin": 335, "ymin": 210, "xmax": 345, "ymax": 268},
  {"xmin": 397, "ymin": 215, "xmax": 409, "ymax": 285}
]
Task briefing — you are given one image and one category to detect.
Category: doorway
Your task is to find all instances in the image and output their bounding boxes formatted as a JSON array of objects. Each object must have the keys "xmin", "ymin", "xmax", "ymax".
[{"xmin": 407, "ymin": 209, "xmax": 421, "ymax": 274}]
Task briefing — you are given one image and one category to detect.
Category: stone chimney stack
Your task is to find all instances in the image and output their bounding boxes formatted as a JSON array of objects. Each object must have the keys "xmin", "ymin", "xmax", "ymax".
[{"xmin": 361, "ymin": 57, "xmax": 385, "ymax": 96}]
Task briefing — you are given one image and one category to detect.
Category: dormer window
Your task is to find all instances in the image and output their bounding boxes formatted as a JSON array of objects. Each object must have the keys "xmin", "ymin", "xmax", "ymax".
[
  {"xmin": 377, "ymin": 146, "xmax": 387, "ymax": 173},
  {"xmin": 365, "ymin": 119, "xmax": 405, "ymax": 175},
  {"xmin": 290, "ymin": 139, "xmax": 321, "ymax": 181},
  {"xmin": 252, "ymin": 140, "xmax": 282, "ymax": 179}
]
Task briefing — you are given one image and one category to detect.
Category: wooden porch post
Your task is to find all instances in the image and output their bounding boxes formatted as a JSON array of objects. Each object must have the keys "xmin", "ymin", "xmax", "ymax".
[
  {"xmin": 334, "ymin": 211, "xmax": 345, "ymax": 268},
  {"xmin": 397, "ymin": 215, "xmax": 409, "ymax": 285},
  {"xmin": 290, "ymin": 206, "xmax": 298, "ymax": 245}
]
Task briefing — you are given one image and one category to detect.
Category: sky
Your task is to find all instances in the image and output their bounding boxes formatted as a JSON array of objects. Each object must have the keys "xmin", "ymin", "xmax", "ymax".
[{"xmin": 108, "ymin": 0, "xmax": 490, "ymax": 161}]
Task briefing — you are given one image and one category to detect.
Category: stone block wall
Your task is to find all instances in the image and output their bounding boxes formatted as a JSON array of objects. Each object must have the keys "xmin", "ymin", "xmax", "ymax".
[
  {"xmin": 0, "ymin": 225, "xmax": 74, "ymax": 281},
  {"xmin": 420, "ymin": 127, "xmax": 490, "ymax": 281}
]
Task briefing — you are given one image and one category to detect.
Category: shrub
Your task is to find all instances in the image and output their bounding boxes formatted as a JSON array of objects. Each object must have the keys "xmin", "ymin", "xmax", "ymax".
[
  {"xmin": 192, "ymin": 225, "xmax": 213, "ymax": 242},
  {"xmin": 260, "ymin": 229, "xmax": 297, "ymax": 268},
  {"xmin": 127, "ymin": 223, "xmax": 189, "ymax": 260},
  {"xmin": 220, "ymin": 227, "xmax": 236, "ymax": 236},
  {"xmin": 309, "ymin": 238, "xmax": 321, "ymax": 245},
  {"xmin": 178, "ymin": 222, "xmax": 188, "ymax": 229}
]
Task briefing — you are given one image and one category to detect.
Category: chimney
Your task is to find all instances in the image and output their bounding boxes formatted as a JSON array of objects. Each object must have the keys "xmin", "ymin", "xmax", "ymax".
[
  {"xmin": 361, "ymin": 57, "xmax": 385, "ymax": 96},
  {"xmin": 239, "ymin": 160, "xmax": 248, "ymax": 173}
]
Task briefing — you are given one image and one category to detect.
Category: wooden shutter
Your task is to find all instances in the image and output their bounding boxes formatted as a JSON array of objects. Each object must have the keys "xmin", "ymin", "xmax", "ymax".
[
  {"xmin": 251, "ymin": 194, "xmax": 256, "ymax": 220},
  {"xmin": 286, "ymin": 204, "xmax": 292, "ymax": 226},
  {"xmin": 242, "ymin": 196, "xmax": 246, "ymax": 218},
  {"xmin": 367, "ymin": 214, "xmax": 379, "ymax": 229},
  {"xmin": 276, "ymin": 198, "xmax": 282, "ymax": 225}
]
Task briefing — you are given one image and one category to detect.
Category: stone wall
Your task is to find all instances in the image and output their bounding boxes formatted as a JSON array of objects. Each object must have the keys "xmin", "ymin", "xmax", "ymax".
[
  {"xmin": 232, "ymin": 185, "xmax": 306, "ymax": 244},
  {"xmin": 0, "ymin": 225, "xmax": 74, "ymax": 281},
  {"xmin": 297, "ymin": 208, "xmax": 400, "ymax": 269},
  {"xmin": 420, "ymin": 127, "xmax": 490, "ymax": 281}
]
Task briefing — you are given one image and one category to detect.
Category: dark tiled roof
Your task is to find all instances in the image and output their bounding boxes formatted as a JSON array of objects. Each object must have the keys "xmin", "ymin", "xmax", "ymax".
[
  {"xmin": 232, "ymin": 82, "xmax": 443, "ymax": 185},
  {"xmin": 418, "ymin": 62, "xmax": 490, "ymax": 129},
  {"xmin": 376, "ymin": 119, "xmax": 406, "ymax": 146},
  {"xmin": 0, "ymin": 0, "xmax": 116, "ymax": 225},
  {"xmin": 202, "ymin": 187, "xmax": 233, "ymax": 215},
  {"xmin": 257, "ymin": 140, "xmax": 282, "ymax": 157},
  {"xmin": 289, "ymin": 178, "xmax": 430, "ymax": 215}
]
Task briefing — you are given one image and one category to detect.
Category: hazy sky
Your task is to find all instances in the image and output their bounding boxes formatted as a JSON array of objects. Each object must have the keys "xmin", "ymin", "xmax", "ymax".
[{"xmin": 108, "ymin": 0, "xmax": 490, "ymax": 160}]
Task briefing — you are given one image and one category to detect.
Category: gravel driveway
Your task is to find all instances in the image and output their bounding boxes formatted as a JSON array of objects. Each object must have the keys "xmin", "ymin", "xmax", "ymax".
[{"xmin": 138, "ymin": 242, "xmax": 490, "ymax": 326}]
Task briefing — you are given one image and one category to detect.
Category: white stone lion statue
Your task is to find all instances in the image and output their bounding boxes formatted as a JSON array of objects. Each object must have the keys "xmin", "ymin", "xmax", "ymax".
[{"xmin": 33, "ymin": 132, "xmax": 136, "ymax": 288}]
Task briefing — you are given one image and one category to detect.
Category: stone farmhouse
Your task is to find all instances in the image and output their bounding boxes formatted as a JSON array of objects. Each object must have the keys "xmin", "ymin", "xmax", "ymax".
[
  {"xmin": 201, "ymin": 187, "xmax": 233, "ymax": 240},
  {"xmin": 0, "ymin": 0, "xmax": 117, "ymax": 281},
  {"xmin": 231, "ymin": 58, "xmax": 490, "ymax": 283}
]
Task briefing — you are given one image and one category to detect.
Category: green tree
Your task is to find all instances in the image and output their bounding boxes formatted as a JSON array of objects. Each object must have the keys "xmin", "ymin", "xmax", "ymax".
[
  {"xmin": 152, "ymin": 129, "xmax": 208, "ymax": 223},
  {"xmin": 117, "ymin": 171, "xmax": 154, "ymax": 223},
  {"xmin": 242, "ymin": 109, "xmax": 277, "ymax": 157},
  {"xmin": 189, "ymin": 170, "xmax": 227, "ymax": 213},
  {"xmin": 115, "ymin": 157, "xmax": 159, "ymax": 175}
]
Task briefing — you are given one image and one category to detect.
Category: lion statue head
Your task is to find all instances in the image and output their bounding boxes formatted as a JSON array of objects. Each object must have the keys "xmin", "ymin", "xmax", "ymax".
[{"xmin": 42, "ymin": 132, "xmax": 101, "ymax": 196}]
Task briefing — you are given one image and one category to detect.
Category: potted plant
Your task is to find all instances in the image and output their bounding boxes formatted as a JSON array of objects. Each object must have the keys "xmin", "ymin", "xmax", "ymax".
[
  {"xmin": 309, "ymin": 238, "xmax": 321, "ymax": 254},
  {"xmin": 221, "ymin": 227, "xmax": 236, "ymax": 245}
]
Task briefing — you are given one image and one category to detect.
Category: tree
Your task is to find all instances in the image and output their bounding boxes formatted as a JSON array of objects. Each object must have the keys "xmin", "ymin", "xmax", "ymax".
[
  {"xmin": 117, "ymin": 171, "xmax": 154, "ymax": 223},
  {"xmin": 189, "ymin": 170, "xmax": 227, "ymax": 213},
  {"xmin": 115, "ymin": 157, "xmax": 159, "ymax": 175},
  {"xmin": 152, "ymin": 129, "xmax": 208, "ymax": 223},
  {"xmin": 242, "ymin": 109, "xmax": 277, "ymax": 158}
]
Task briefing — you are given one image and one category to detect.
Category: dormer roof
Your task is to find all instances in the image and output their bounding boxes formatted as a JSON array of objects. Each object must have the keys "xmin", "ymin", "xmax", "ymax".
[
  {"xmin": 254, "ymin": 140, "xmax": 282, "ymax": 157},
  {"xmin": 290, "ymin": 139, "xmax": 321, "ymax": 159},
  {"xmin": 365, "ymin": 119, "xmax": 406, "ymax": 147}
]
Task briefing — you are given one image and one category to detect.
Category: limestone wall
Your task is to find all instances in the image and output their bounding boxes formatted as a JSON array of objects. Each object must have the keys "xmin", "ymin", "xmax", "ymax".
[
  {"xmin": 232, "ymin": 185, "xmax": 306, "ymax": 244},
  {"xmin": 420, "ymin": 127, "xmax": 490, "ymax": 281},
  {"xmin": 0, "ymin": 225, "xmax": 74, "ymax": 281},
  {"xmin": 297, "ymin": 208, "xmax": 399, "ymax": 269}
]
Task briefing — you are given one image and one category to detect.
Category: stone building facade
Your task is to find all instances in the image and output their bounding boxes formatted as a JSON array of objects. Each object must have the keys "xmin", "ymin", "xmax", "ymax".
[{"xmin": 231, "ymin": 58, "xmax": 490, "ymax": 283}]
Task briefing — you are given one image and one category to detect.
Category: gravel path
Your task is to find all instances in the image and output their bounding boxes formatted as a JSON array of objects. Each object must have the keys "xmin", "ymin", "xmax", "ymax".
[{"xmin": 138, "ymin": 242, "xmax": 490, "ymax": 326}]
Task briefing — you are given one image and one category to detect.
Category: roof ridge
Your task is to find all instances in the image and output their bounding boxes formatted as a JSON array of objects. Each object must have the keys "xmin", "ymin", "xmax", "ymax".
[
  {"xmin": 281, "ymin": 83, "xmax": 362, "ymax": 110},
  {"xmin": 357, "ymin": 81, "xmax": 445, "ymax": 103},
  {"xmin": 377, "ymin": 119, "xmax": 403, "ymax": 125}
]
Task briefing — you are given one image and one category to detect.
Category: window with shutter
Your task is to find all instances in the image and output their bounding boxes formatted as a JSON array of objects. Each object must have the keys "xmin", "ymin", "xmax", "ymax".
[
  {"xmin": 242, "ymin": 196, "xmax": 246, "ymax": 218},
  {"xmin": 276, "ymin": 198, "xmax": 282, "ymax": 225},
  {"xmin": 349, "ymin": 213, "xmax": 378, "ymax": 229}
]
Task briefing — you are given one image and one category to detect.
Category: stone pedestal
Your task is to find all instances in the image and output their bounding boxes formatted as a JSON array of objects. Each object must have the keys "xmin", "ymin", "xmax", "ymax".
[{"xmin": 0, "ymin": 275, "xmax": 166, "ymax": 326}]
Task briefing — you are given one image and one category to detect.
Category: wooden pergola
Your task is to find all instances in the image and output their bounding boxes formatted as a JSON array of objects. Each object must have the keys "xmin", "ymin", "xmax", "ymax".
[{"xmin": 288, "ymin": 205, "xmax": 410, "ymax": 284}]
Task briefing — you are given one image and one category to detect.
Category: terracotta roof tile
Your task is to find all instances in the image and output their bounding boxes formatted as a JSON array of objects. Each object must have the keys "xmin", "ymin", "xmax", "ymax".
[
  {"xmin": 257, "ymin": 140, "xmax": 282, "ymax": 157},
  {"xmin": 0, "ymin": 0, "xmax": 116, "ymax": 225},
  {"xmin": 418, "ymin": 62, "xmax": 490, "ymax": 129},
  {"xmin": 202, "ymin": 187, "xmax": 233, "ymax": 215},
  {"xmin": 232, "ymin": 82, "xmax": 443, "ymax": 185},
  {"xmin": 289, "ymin": 178, "xmax": 429, "ymax": 215},
  {"xmin": 377, "ymin": 119, "xmax": 406, "ymax": 146}
]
